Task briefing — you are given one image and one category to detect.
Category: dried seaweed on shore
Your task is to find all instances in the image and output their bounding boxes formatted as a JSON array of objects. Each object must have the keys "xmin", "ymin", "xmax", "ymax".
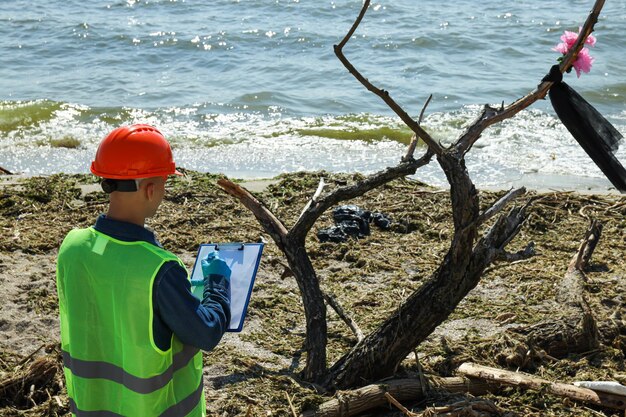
[{"xmin": 0, "ymin": 172, "xmax": 624, "ymax": 416}]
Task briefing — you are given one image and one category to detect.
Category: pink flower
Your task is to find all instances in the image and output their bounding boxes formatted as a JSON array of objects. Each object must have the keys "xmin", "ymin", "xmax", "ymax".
[
  {"xmin": 553, "ymin": 28, "xmax": 596, "ymax": 53},
  {"xmin": 553, "ymin": 28, "xmax": 597, "ymax": 77},
  {"xmin": 561, "ymin": 29, "xmax": 581, "ymax": 49},
  {"xmin": 572, "ymin": 47, "xmax": 595, "ymax": 78},
  {"xmin": 553, "ymin": 42, "xmax": 569, "ymax": 54}
]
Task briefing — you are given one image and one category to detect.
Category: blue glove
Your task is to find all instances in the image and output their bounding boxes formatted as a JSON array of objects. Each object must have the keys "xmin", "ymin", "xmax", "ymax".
[{"xmin": 201, "ymin": 251, "xmax": 231, "ymax": 288}]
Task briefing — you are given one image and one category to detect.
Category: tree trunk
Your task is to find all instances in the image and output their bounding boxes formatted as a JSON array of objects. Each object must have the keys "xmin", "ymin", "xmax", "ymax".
[
  {"xmin": 320, "ymin": 0, "xmax": 603, "ymax": 390},
  {"xmin": 284, "ymin": 237, "xmax": 328, "ymax": 382},
  {"xmin": 325, "ymin": 154, "xmax": 485, "ymax": 389},
  {"xmin": 216, "ymin": 179, "xmax": 328, "ymax": 380}
]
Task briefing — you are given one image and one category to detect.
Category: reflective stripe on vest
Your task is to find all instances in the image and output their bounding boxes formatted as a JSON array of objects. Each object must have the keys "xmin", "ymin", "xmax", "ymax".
[
  {"xmin": 68, "ymin": 382, "xmax": 204, "ymax": 417},
  {"xmin": 57, "ymin": 227, "xmax": 205, "ymax": 416},
  {"xmin": 61, "ymin": 344, "xmax": 198, "ymax": 394}
]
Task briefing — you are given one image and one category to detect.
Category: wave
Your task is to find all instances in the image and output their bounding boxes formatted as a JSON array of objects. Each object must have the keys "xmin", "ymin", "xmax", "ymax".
[
  {"xmin": 1, "ymin": 99, "xmax": 624, "ymax": 192},
  {"xmin": 0, "ymin": 100, "xmax": 64, "ymax": 132}
]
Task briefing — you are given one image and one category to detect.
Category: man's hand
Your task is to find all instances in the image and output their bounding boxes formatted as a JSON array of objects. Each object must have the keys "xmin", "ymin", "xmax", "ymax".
[{"xmin": 201, "ymin": 252, "xmax": 231, "ymax": 289}]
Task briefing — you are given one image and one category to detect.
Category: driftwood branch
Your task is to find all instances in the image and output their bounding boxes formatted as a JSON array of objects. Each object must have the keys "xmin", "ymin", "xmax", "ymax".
[
  {"xmin": 220, "ymin": 0, "xmax": 607, "ymax": 392},
  {"xmin": 322, "ymin": 291, "xmax": 364, "ymax": 343},
  {"xmin": 0, "ymin": 165, "xmax": 13, "ymax": 175},
  {"xmin": 219, "ymin": 147, "xmax": 432, "ymax": 381},
  {"xmin": 403, "ymin": 94, "xmax": 434, "ymax": 162},
  {"xmin": 334, "ymin": 0, "xmax": 443, "ymax": 155},
  {"xmin": 478, "ymin": 205, "xmax": 529, "ymax": 264},
  {"xmin": 417, "ymin": 94, "xmax": 433, "ymax": 125},
  {"xmin": 515, "ymin": 220, "xmax": 600, "ymax": 357},
  {"xmin": 299, "ymin": 177, "xmax": 326, "ymax": 220},
  {"xmin": 478, "ymin": 187, "xmax": 526, "ymax": 225},
  {"xmin": 419, "ymin": 399, "xmax": 503, "ymax": 417},
  {"xmin": 403, "ymin": 134, "xmax": 419, "ymax": 164},
  {"xmin": 458, "ymin": 362, "xmax": 626, "ymax": 411},
  {"xmin": 290, "ymin": 152, "xmax": 433, "ymax": 240},
  {"xmin": 494, "ymin": 241, "xmax": 535, "ymax": 262},
  {"xmin": 572, "ymin": 219, "xmax": 602, "ymax": 271},
  {"xmin": 384, "ymin": 392, "xmax": 416, "ymax": 417},
  {"xmin": 301, "ymin": 377, "xmax": 492, "ymax": 417},
  {"xmin": 456, "ymin": 0, "xmax": 606, "ymax": 152},
  {"xmin": 217, "ymin": 178, "xmax": 327, "ymax": 381},
  {"xmin": 217, "ymin": 178, "xmax": 289, "ymax": 250},
  {"xmin": 321, "ymin": 0, "xmax": 608, "ymax": 389}
]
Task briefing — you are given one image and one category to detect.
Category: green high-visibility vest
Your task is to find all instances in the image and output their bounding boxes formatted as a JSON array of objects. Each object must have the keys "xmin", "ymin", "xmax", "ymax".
[{"xmin": 57, "ymin": 227, "xmax": 206, "ymax": 416}]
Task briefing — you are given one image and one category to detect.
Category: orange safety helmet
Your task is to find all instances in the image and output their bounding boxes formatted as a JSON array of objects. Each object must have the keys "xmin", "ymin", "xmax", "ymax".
[{"xmin": 90, "ymin": 124, "xmax": 182, "ymax": 180}]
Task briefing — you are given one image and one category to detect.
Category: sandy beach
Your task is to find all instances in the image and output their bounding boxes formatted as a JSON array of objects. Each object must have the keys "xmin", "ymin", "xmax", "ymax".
[{"xmin": 0, "ymin": 171, "xmax": 625, "ymax": 416}]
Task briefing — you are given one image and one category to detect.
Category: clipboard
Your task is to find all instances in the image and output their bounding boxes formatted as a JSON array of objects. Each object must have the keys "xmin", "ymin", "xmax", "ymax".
[{"xmin": 189, "ymin": 243, "xmax": 263, "ymax": 332}]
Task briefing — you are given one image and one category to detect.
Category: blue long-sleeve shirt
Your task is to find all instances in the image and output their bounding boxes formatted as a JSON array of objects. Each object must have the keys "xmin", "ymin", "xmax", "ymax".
[{"xmin": 94, "ymin": 214, "xmax": 230, "ymax": 352}]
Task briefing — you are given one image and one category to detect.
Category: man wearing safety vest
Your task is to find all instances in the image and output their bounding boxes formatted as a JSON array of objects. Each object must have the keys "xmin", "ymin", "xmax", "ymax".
[{"xmin": 56, "ymin": 124, "xmax": 231, "ymax": 416}]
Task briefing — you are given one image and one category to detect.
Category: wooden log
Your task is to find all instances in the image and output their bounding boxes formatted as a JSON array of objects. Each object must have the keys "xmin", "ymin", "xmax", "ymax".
[
  {"xmin": 457, "ymin": 362, "xmax": 626, "ymax": 411},
  {"xmin": 301, "ymin": 377, "xmax": 492, "ymax": 417}
]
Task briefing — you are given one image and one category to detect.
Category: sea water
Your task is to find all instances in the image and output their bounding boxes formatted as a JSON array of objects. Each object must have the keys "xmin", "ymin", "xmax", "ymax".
[{"xmin": 1, "ymin": 0, "xmax": 625, "ymax": 191}]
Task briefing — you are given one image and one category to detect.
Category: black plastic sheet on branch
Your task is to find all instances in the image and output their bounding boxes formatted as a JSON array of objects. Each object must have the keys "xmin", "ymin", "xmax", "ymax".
[{"xmin": 543, "ymin": 65, "xmax": 626, "ymax": 193}]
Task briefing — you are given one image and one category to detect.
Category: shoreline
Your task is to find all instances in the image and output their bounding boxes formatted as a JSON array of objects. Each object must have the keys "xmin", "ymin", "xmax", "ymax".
[{"xmin": 1, "ymin": 168, "xmax": 623, "ymax": 196}]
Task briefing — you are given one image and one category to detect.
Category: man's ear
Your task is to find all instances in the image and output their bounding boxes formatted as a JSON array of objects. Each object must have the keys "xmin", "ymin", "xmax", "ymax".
[{"xmin": 144, "ymin": 181, "xmax": 156, "ymax": 201}]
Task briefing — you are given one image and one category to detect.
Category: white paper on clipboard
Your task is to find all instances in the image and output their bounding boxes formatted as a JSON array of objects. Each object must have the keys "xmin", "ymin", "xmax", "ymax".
[{"xmin": 190, "ymin": 243, "xmax": 263, "ymax": 332}]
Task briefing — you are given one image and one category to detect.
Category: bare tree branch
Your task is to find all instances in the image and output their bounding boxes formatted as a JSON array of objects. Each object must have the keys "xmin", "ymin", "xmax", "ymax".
[
  {"xmin": 494, "ymin": 242, "xmax": 535, "ymax": 262},
  {"xmin": 219, "ymin": 147, "xmax": 433, "ymax": 381},
  {"xmin": 402, "ymin": 134, "xmax": 418, "ymax": 163},
  {"xmin": 291, "ymin": 152, "xmax": 433, "ymax": 240},
  {"xmin": 403, "ymin": 94, "xmax": 433, "ymax": 162},
  {"xmin": 323, "ymin": 0, "xmax": 607, "ymax": 389},
  {"xmin": 217, "ymin": 178, "xmax": 289, "ymax": 249},
  {"xmin": 572, "ymin": 219, "xmax": 602, "ymax": 271},
  {"xmin": 417, "ymin": 94, "xmax": 433, "ymax": 126},
  {"xmin": 456, "ymin": 0, "xmax": 606, "ymax": 152},
  {"xmin": 468, "ymin": 204, "xmax": 530, "ymax": 272},
  {"xmin": 384, "ymin": 392, "xmax": 417, "ymax": 417},
  {"xmin": 334, "ymin": 0, "xmax": 443, "ymax": 155},
  {"xmin": 477, "ymin": 187, "xmax": 526, "ymax": 225},
  {"xmin": 299, "ymin": 177, "xmax": 326, "ymax": 220},
  {"xmin": 0, "ymin": 166, "xmax": 13, "ymax": 175},
  {"xmin": 322, "ymin": 290, "xmax": 365, "ymax": 343},
  {"xmin": 219, "ymin": 0, "xmax": 607, "ymax": 389}
]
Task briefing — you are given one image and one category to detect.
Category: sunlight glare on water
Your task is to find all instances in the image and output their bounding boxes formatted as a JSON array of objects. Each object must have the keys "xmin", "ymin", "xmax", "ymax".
[{"xmin": 0, "ymin": 0, "xmax": 625, "ymax": 191}]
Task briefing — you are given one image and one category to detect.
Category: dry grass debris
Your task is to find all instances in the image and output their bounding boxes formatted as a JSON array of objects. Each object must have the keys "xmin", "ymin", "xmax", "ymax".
[{"xmin": 0, "ymin": 171, "xmax": 624, "ymax": 416}]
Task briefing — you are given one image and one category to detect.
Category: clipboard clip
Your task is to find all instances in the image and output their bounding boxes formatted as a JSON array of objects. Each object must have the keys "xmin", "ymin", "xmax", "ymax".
[{"xmin": 215, "ymin": 243, "xmax": 244, "ymax": 251}]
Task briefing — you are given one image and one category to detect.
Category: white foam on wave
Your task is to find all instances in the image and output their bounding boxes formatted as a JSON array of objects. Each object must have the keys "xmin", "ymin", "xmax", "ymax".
[{"xmin": 1, "ymin": 102, "xmax": 625, "ymax": 192}]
